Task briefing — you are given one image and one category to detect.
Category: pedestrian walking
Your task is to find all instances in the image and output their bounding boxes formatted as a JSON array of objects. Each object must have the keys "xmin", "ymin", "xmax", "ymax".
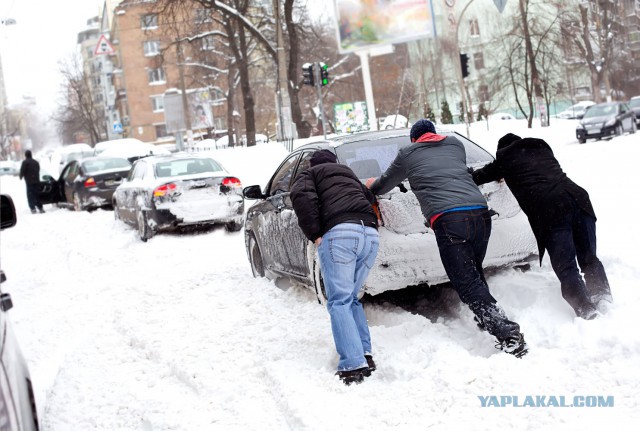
[
  {"xmin": 291, "ymin": 149, "xmax": 380, "ymax": 385},
  {"xmin": 366, "ymin": 119, "xmax": 527, "ymax": 357},
  {"xmin": 19, "ymin": 150, "xmax": 45, "ymax": 214},
  {"xmin": 472, "ymin": 133, "xmax": 612, "ymax": 317}
]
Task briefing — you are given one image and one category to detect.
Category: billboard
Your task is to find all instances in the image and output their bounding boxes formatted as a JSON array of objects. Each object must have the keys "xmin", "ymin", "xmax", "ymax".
[
  {"xmin": 334, "ymin": 0, "xmax": 436, "ymax": 53},
  {"xmin": 163, "ymin": 88, "xmax": 214, "ymax": 133},
  {"xmin": 334, "ymin": 101, "xmax": 370, "ymax": 134}
]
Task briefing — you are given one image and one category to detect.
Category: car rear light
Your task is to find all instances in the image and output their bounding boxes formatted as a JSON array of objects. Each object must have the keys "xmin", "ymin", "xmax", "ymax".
[
  {"xmin": 153, "ymin": 183, "xmax": 177, "ymax": 197},
  {"xmin": 84, "ymin": 177, "xmax": 96, "ymax": 188},
  {"xmin": 222, "ymin": 177, "xmax": 242, "ymax": 188}
]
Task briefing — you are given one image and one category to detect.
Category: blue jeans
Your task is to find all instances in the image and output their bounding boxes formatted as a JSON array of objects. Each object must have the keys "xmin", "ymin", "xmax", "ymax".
[
  {"xmin": 318, "ymin": 223, "xmax": 379, "ymax": 371},
  {"xmin": 544, "ymin": 198, "xmax": 611, "ymax": 314},
  {"xmin": 433, "ymin": 209, "xmax": 520, "ymax": 341}
]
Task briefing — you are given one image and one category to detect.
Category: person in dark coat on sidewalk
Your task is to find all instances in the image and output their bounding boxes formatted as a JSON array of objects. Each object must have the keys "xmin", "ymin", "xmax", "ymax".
[
  {"xmin": 291, "ymin": 149, "xmax": 380, "ymax": 385},
  {"xmin": 472, "ymin": 133, "xmax": 611, "ymax": 318},
  {"xmin": 366, "ymin": 119, "xmax": 527, "ymax": 358},
  {"xmin": 19, "ymin": 150, "xmax": 45, "ymax": 214}
]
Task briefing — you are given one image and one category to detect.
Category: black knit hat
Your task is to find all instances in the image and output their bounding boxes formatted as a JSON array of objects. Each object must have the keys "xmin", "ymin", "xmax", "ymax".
[
  {"xmin": 410, "ymin": 119, "xmax": 436, "ymax": 141},
  {"xmin": 310, "ymin": 149, "xmax": 337, "ymax": 166},
  {"xmin": 497, "ymin": 133, "xmax": 521, "ymax": 150}
]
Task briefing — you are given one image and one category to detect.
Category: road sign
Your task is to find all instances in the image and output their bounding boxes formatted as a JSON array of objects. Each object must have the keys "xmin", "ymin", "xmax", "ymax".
[
  {"xmin": 113, "ymin": 122, "xmax": 124, "ymax": 134},
  {"xmin": 494, "ymin": 0, "xmax": 508, "ymax": 13},
  {"xmin": 95, "ymin": 35, "xmax": 115, "ymax": 55}
]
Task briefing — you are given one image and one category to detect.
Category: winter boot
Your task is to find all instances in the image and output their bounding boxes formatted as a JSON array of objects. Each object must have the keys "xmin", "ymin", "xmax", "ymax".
[
  {"xmin": 336, "ymin": 367, "xmax": 369, "ymax": 386},
  {"xmin": 365, "ymin": 354, "xmax": 376, "ymax": 373}
]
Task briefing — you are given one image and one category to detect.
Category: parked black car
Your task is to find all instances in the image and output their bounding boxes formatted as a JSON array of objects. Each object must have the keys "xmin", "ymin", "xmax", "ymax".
[
  {"xmin": 0, "ymin": 195, "xmax": 40, "ymax": 431},
  {"xmin": 57, "ymin": 157, "xmax": 132, "ymax": 211},
  {"xmin": 630, "ymin": 96, "xmax": 640, "ymax": 127},
  {"xmin": 113, "ymin": 154, "xmax": 245, "ymax": 241},
  {"xmin": 576, "ymin": 101, "xmax": 637, "ymax": 143},
  {"xmin": 242, "ymin": 129, "xmax": 537, "ymax": 303}
]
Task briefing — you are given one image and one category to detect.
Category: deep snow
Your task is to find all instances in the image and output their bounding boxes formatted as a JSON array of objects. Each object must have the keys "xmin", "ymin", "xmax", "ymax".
[{"xmin": 1, "ymin": 119, "xmax": 639, "ymax": 430}]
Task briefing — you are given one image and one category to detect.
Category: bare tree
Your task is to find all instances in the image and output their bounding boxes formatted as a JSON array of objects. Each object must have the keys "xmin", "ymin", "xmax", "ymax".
[{"xmin": 53, "ymin": 55, "xmax": 106, "ymax": 145}]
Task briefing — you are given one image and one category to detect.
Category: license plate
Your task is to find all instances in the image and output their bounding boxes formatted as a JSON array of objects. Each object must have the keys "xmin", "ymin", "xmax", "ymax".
[{"xmin": 105, "ymin": 179, "xmax": 120, "ymax": 186}]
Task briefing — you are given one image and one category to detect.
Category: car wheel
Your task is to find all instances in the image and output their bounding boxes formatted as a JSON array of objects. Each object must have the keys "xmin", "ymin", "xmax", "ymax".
[
  {"xmin": 225, "ymin": 221, "xmax": 243, "ymax": 232},
  {"xmin": 137, "ymin": 209, "xmax": 153, "ymax": 242},
  {"xmin": 312, "ymin": 251, "xmax": 328, "ymax": 306},
  {"xmin": 73, "ymin": 192, "xmax": 83, "ymax": 211},
  {"xmin": 248, "ymin": 233, "xmax": 265, "ymax": 277},
  {"xmin": 578, "ymin": 138, "xmax": 586, "ymax": 144}
]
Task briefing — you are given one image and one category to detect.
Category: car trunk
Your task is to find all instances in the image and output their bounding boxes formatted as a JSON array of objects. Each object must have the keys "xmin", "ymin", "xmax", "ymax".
[
  {"xmin": 153, "ymin": 176, "xmax": 243, "ymax": 223},
  {"xmin": 90, "ymin": 169, "xmax": 130, "ymax": 190}
]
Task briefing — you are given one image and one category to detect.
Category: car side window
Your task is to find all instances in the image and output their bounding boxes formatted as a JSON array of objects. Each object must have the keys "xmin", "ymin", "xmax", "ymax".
[
  {"xmin": 134, "ymin": 162, "xmax": 146, "ymax": 180},
  {"xmin": 292, "ymin": 151, "xmax": 314, "ymax": 183},
  {"xmin": 269, "ymin": 154, "xmax": 301, "ymax": 196}
]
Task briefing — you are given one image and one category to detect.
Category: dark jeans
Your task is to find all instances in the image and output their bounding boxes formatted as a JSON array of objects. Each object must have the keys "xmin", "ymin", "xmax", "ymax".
[
  {"xmin": 26, "ymin": 183, "xmax": 43, "ymax": 211},
  {"xmin": 544, "ymin": 198, "xmax": 611, "ymax": 314},
  {"xmin": 433, "ymin": 209, "xmax": 520, "ymax": 341}
]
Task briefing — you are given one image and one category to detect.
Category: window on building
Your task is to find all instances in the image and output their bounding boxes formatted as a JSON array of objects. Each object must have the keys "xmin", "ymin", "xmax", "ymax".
[
  {"xmin": 201, "ymin": 35, "xmax": 216, "ymax": 51},
  {"xmin": 144, "ymin": 40, "xmax": 161, "ymax": 56},
  {"xmin": 155, "ymin": 124, "xmax": 168, "ymax": 138},
  {"xmin": 469, "ymin": 18, "xmax": 480, "ymax": 37},
  {"xmin": 473, "ymin": 52, "xmax": 485, "ymax": 70},
  {"xmin": 151, "ymin": 95, "xmax": 164, "ymax": 112},
  {"xmin": 478, "ymin": 84, "xmax": 489, "ymax": 102},
  {"xmin": 147, "ymin": 68, "xmax": 166, "ymax": 84},
  {"xmin": 141, "ymin": 14, "xmax": 158, "ymax": 29},
  {"xmin": 195, "ymin": 8, "xmax": 212, "ymax": 24}
]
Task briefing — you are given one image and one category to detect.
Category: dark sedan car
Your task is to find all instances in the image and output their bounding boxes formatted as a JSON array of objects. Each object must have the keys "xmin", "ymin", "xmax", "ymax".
[
  {"xmin": 113, "ymin": 154, "xmax": 244, "ymax": 241},
  {"xmin": 0, "ymin": 195, "xmax": 40, "ymax": 431},
  {"xmin": 53, "ymin": 157, "xmax": 132, "ymax": 211},
  {"xmin": 242, "ymin": 129, "xmax": 537, "ymax": 304},
  {"xmin": 630, "ymin": 96, "xmax": 640, "ymax": 127},
  {"xmin": 576, "ymin": 101, "xmax": 636, "ymax": 143}
]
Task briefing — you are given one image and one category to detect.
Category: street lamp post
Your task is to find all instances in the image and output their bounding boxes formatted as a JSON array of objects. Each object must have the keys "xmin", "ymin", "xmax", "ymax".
[{"xmin": 453, "ymin": 0, "xmax": 476, "ymax": 138}]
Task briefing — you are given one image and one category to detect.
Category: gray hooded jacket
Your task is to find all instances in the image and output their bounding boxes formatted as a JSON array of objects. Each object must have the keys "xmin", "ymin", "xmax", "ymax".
[{"xmin": 369, "ymin": 135, "xmax": 486, "ymax": 225}]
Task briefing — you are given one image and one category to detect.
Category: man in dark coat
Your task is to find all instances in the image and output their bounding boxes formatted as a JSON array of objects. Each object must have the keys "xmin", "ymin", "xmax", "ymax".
[
  {"xmin": 19, "ymin": 150, "xmax": 45, "ymax": 214},
  {"xmin": 472, "ymin": 133, "xmax": 611, "ymax": 318},
  {"xmin": 366, "ymin": 119, "xmax": 527, "ymax": 358},
  {"xmin": 291, "ymin": 149, "xmax": 379, "ymax": 385}
]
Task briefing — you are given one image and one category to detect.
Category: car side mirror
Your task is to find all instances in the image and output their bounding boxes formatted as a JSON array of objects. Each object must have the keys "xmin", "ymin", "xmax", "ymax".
[
  {"xmin": 243, "ymin": 185, "xmax": 265, "ymax": 200},
  {"xmin": 0, "ymin": 194, "xmax": 17, "ymax": 230},
  {"xmin": 43, "ymin": 175, "xmax": 54, "ymax": 182}
]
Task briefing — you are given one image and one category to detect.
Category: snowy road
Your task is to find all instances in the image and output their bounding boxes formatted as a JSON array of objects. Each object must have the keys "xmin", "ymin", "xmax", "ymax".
[{"xmin": 2, "ymin": 123, "xmax": 640, "ymax": 430}]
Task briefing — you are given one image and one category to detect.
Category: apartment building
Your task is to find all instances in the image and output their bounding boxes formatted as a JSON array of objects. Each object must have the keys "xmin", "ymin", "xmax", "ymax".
[{"xmin": 109, "ymin": 0, "xmax": 227, "ymax": 144}]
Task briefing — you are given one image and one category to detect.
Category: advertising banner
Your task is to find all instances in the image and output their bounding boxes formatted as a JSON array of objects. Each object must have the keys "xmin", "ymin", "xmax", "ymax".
[
  {"xmin": 334, "ymin": 101, "xmax": 370, "ymax": 134},
  {"xmin": 164, "ymin": 88, "xmax": 214, "ymax": 133},
  {"xmin": 334, "ymin": 0, "xmax": 436, "ymax": 53}
]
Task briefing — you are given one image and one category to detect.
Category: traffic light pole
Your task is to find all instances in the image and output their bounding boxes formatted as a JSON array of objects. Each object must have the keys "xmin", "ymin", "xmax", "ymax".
[{"xmin": 313, "ymin": 62, "xmax": 328, "ymax": 139}]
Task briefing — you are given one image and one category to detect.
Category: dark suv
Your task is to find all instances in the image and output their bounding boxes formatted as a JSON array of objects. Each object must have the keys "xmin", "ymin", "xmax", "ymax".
[{"xmin": 0, "ymin": 195, "xmax": 40, "ymax": 430}]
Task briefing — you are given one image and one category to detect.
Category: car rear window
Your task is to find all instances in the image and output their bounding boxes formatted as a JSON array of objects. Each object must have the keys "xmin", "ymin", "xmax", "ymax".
[
  {"xmin": 155, "ymin": 158, "xmax": 223, "ymax": 178},
  {"xmin": 82, "ymin": 158, "xmax": 131, "ymax": 174},
  {"xmin": 335, "ymin": 133, "xmax": 493, "ymax": 179}
]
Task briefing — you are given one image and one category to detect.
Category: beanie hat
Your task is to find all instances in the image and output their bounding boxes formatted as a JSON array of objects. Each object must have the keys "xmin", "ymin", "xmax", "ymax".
[
  {"xmin": 497, "ymin": 133, "xmax": 521, "ymax": 150},
  {"xmin": 410, "ymin": 119, "xmax": 436, "ymax": 141},
  {"xmin": 310, "ymin": 149, "xmax": 337, "ymax": 167}
]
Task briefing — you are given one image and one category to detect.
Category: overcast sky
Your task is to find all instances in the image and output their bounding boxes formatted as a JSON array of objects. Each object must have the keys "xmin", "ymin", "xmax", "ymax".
[{"xmin": 0, "ymin": 0, "xmax": 103, "ymax": 114}]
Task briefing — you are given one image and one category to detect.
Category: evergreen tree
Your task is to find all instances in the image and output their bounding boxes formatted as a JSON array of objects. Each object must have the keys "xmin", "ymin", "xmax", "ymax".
[
  {"xmin": 424, "ymin": 103, "xmax": 436, "ymax": 122},
  {"xmin": 441, "ymin": 100, "xmax": 453, "ymax": 124},
  {"xmin": 477, "ymin": 103, "xmax": 488, "ymax": 121},
  {"xmin": 458, "ymin": 101, "xmax": 465, "ymax": 123}
]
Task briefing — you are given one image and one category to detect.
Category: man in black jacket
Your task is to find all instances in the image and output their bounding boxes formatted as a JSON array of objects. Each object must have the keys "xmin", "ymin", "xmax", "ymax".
[
  {"xmin": 290, "ymin": 149, "xmax": 379, "ymax": 385},
  {"xmin": 19, "ymin": 150, "xmax": 45, "ymax": 214},
  {"xmin": 472, "ymin": 133, "xmax": 611, "ymax": 318},
  {"xmin": 366, "ymin": 119, "xmax": 527, "ymax": 358}
]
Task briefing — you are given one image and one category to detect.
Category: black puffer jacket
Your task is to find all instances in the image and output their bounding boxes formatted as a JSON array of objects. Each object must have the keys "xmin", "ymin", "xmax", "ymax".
[
  {"xmin": 290, "ymin": 151, "xmax": 378, "ymax": 242},
  {"xmin": 472, "ymin": 137, "xmax": 595, "ymax": 262},
  {"xmin": 19, "ymin": 158, "xmax": 40, "ymax": 185}
]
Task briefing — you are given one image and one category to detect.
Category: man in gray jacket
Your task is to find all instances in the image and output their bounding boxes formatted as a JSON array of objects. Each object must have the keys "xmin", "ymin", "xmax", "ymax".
[{"xmin": 366, "ymin": 119, "xmax": 527, "ymax": 357}]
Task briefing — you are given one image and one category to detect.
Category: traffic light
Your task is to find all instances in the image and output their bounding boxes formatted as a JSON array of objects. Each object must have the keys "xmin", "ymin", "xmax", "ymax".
[
  {"xmin": 302, "ymin": 63, "xmax": 314, "ymax": 86},
  {"xmin": 460, "ymin": 53, "xmax": 470, "ymax": 79},
  {"xmin": 319, "ymin": 62, "xmax": 329, "ymax": 86}
]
